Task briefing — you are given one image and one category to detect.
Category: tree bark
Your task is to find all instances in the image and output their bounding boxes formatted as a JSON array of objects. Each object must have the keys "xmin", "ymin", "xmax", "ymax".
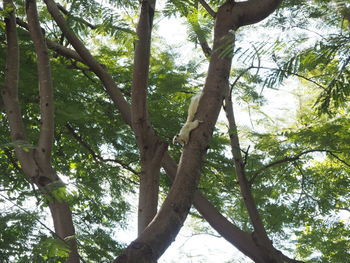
[
  {"xmin": 40, "ymin": 1, "xmax": 304, "ymax": 262},
  {"xmin": 130, "ymin": 0, "xmax": 167, "ymax": 235},
  {"xmin": 224, "ymin": 94, "xmax": 284, "ymax": 263},
  {"xmin": 2, "ymin": 0, "xmax": 33, "ymax": 176},
  {"xmin": 43, "ymin": 0, "xmax": 132, "ymax": 126},
  {"xmin": 1, "ymin": 1, "xmax": 79, "ymax": 261},
  {"xmin": 26, "ymin": 1, "xmax": 79, "ymax": 262}
]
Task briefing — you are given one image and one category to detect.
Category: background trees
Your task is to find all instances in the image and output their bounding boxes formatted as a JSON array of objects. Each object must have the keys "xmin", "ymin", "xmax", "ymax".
[{"xmin": 0, "ymin": 0, "xmax": 349, "ymax": 262}]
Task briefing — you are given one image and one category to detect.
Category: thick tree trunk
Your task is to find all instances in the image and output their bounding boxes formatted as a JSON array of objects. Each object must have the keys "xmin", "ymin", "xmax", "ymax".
[{"xmin": 26, "ymin": 2, "xmax": 79, "ymax": 262}]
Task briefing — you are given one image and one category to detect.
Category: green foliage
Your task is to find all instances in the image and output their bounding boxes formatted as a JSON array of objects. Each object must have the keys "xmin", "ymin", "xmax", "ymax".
[
  {"xmin": 1, "ymin": 0, "xmax": 350, "ymax": 262},
  {"xmin": 0, "ymin": 211, "xmax": 38, "ymax": 262},
  {"xmin": 1, "ymin": 1, "xmax": 16, "ymax": 18},
  {"xmin": 78, "ymin": 228, "xmax": 124, "ymax": 262},
  {"xmin": 296, "ymin": 220, "xmax": 350, "ymax": 263},
  {"xmin": 32, "ymin": 237, "xmax": 70, "ymax": 262}
]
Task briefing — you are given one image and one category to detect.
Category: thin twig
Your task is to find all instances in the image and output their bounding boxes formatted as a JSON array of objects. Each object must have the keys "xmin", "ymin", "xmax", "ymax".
[
  {"xmin": 65, "ymin": 123, "xmax": 140, "ymax": 175},
  {"xmin": 249, "ymin": 149, "xmax": 350, "ymax": 184}
]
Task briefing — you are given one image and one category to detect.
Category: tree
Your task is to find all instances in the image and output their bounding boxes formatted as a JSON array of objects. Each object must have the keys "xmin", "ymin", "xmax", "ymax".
[{"xmin": 0, "ymin": 0, "xmax": 349, "ymax": 262}]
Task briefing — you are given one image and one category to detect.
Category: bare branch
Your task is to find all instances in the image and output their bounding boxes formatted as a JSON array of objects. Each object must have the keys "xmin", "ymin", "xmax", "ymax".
[
  {"xmin": 26, "ymin": 0, "xmax": 54, "ymax": 159},
  {"xmin": 198, "ymin": 0, "xmax": 216, "ymax": 18}
]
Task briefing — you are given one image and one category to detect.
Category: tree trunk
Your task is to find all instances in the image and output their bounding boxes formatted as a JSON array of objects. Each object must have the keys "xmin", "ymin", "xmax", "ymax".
[
  {"xmin": 2, "ymin": 1, "xmax": 79, "ymax": 261},
  {"xmin": 129, "ymin": 0, "xmax": 167, "ymax": 235},
  {"xmin": 40, "ymin": 1, "xmax": 301, "ymax": 262},
  {"xmin": 49, "ymin": 201, "xmax": 80, "ymax": 262},
  {"xmin": 113, "ymin": 2, "xmax": 237, "ymax": 262}
]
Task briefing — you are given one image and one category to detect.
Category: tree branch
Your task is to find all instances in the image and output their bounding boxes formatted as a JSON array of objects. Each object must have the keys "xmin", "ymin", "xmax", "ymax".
[
  {"xmin": 65, "ymin": 124, "xmax": 140, "ymax": 176},
  {"xmin": 250, "ymin": 149, "xmax": 350, "ymax": 184},
  {"xmin": 56, "ymin": 3, "xmax": 134, "ymax": 33},
  {"xmin": 198, "ymin": 0, "xmax": 216, "ymax": 18},
  {"xmin": 46, "ymin": 39, "xmax": 84, "ymax": 62},
  {"xmin": 131, "ymin": 0, "xmax": 156, "ymax": 145},
  {"xmin": 189, "ymin": 12, "xmax": 212, "ymax": 58},
  {"xmin": 26, "ymin": 0, "xmax": 55, "ymax": 160},
  {"xmin": 1, "ymin": 0, "xmax": 31, "ymax": 165},
  {"xmin": 43, "ymin": 0, "xmax": 132, "ymax": 126},
  {"xmin": 254, "ymin": 66, "xmax": 327, "ymax": 91},
  {"xmin": 229, "ymin": 64, "xmax": 327, "ymax": 97},
  {"xmin": 9, "ymin": 14, "xmax": 85, "ymax": 62},
  {"xmin": 42, "ymin": 1, "xmax": 292, "ymax": 262},
  {"xmin": 224, "ymin": 93, "xmax": 283, "ymax": 262},
  {"xmin": 56, "ymin": 3, "xmax": 96, "ymax": 29},
  {"xmin": 1, "ymin": 0, "xmax": 44, "ymax": 183},
  {"xmin": 129, "ymin": 0, "xmax": 166, "ymax": 235},
  {"xmin": 235, "ymin": 0, "xmax": 283, "ymax": 28}
]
